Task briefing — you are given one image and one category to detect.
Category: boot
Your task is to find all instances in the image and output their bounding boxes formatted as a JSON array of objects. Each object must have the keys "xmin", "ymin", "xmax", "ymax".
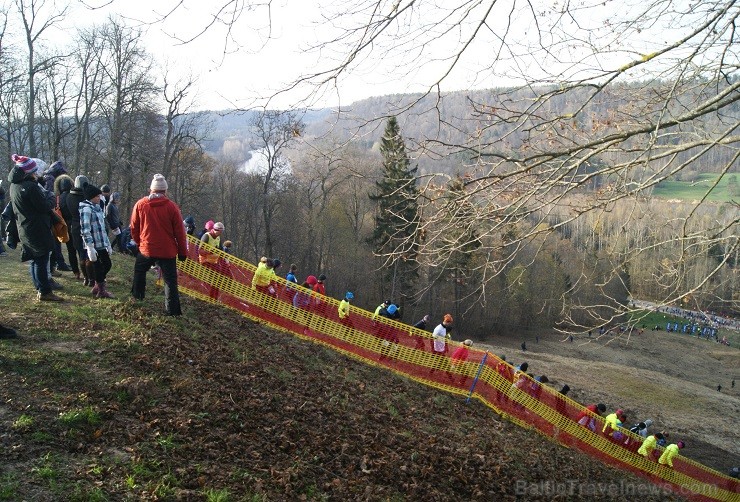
[
  {"xmin": 96, "ymin": 281, "xmax": 113, "ymax": 299},
  {"xmin": 74, "ymin": 271, "xmax": 82, "ymax": 281},
  {"xmin": 91, "ymin": 282, "xmax": 100, "ymax": 297},
  {"xmin": 85, "ymin": 260, "xmax": 96, "ymax": 287},
  {"xmin": 37, "ymin": 291, "xmax": 64, "ymax": 302}
]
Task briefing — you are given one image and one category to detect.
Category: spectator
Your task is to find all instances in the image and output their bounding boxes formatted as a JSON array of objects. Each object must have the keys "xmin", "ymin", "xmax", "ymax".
[
  {"xmin": 338, "ymin": 291, "xmax": 354, "ymax": 341},
  {"xmin": 638, "ymin": 432, "xmax": 665, "ymax": 460},
  {"xmin": 130, "ymin": 174, "xmax": 188, "ymax": 316},
  {"xmin": 576, "ymin": 403, "xmax": 606, "ymax": 432},
  {"xmin": 67, "ymin": 175, "xmax": 94, "ymax": 286},
  {"xmin": 450, "ymin": 339, "xmax": 473, "ymax": 384},
  {"xmin": 376, "ymin": 303, "xmax": 401, "ymax": 360},
  {"xmin": 412, "ymin": 314, "xmax": 431, "ymax": 350},
  {"xmin": 198, "ymin": 221, "xmax": 224, "ymax": 263},
  {"xmin": 198, "ymin": 220, "xmax": 214, "ymax": 239},
  {"xmin": 293, "ymin": 276, "xmax": 317, "ymax": 335},
  {"xmin": 99, "ymin": 184, "xmax": 111, "ymax": 210},
  {"xmin": 199, "ymin": 221, "xmax": 225, "ymax": 300},
  {"xmin": 41, "ymin": 161, "xmax": 72, "ymax": 273},
  {"xmin": 252, "ymin": 257, "xmax": 278, "ymax": 297},
  {"xmin": 658, "ymin": 440, "xmax": 685, "ymax": 468},
  {"xmin": 222, "ymin": 240, "xmax": 232, "ymax": 254},
  {"xmin": 8, "ymin": 155, "xmax": 63, "ymax": 301},
  {"xmin": 106, "ymin": 192, "xmax": 123, "ymax": 251},
  {"xmin": 54, "ymin": 174, "xmax": 82, "ymax": 280},
  {"xmin": 430, "ymin": 314, "xmax": 453, "ymax": 374},
  {"xmin": 373, "ymin": 299, "xmax": 391, "ymax": 319},
  {"xmin": 284, "ymin": 263, "xmax": 299, "ymax": 303},
  {"xmin": 80, "ymin": 183, "xmax": 114, "ymax": 298},
  {"xmin": 602, "ymin": 408, "xmax": 627, "ymax": 437},
  {"xmin": 183, "ymin": 215, "xmax": 196, "ymax": 236},
  {"xmin": 312, "ymin": 273, "xmax": 327, "ymax": 314},
  {"xmin": 629, "ymin": 419, "xmax": 654, "ymax": 438}
]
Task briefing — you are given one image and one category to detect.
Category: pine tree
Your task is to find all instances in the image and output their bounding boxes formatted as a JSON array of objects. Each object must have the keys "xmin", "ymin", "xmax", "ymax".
[{"xmin": 369, "ymin": 116, "xmax": 421, "ymax": 305}]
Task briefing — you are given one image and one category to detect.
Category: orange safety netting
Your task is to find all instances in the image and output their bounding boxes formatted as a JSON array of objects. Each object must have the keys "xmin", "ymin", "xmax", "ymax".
[{"xmin": 174, "ymin": 236, "xmax": 739, "ymax": 502}]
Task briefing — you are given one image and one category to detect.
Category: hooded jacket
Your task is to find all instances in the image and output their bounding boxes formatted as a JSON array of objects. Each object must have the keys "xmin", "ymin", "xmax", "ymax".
[
  {"xmin": 129, "ymin": 193, "xmax": 187, "ymax": 259},
  {"xmin": 8, "ymin": 166, "xmax": 55, "ymax": 258}
]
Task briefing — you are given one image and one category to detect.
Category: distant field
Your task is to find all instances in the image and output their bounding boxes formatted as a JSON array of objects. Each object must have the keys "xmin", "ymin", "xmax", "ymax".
[{"xmin": 651, "ymin": 173, "xmax": 737, "ymax": 202}]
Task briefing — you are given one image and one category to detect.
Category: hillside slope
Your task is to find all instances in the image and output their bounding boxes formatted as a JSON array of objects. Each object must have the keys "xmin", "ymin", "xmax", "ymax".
[{"xmin": 0, "ymin": 253, "xmax": 693, "ymax": 500}]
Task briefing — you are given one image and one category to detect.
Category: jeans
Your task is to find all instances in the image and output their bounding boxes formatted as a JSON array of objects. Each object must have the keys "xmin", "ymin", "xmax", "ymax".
[
  {"xmin": 91, "ymin": 249, "xmax": 112, "ymax": 283},
  {"xmin": 29, "ymin": 252, "xmax": 52, "ymax": 294},
  {"xmin": 131, "ymin": 254, "xmax": 181, "ymax": 315}
]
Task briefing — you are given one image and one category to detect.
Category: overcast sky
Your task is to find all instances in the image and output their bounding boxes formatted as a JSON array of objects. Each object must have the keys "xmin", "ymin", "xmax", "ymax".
[{"xmin": 45, "ymin": 0, "xmax": 699, "ymax": 112}]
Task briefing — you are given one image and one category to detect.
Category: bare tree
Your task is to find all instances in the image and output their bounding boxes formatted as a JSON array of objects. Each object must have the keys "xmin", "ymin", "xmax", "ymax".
[
  {"xmin": 13, "ymin": 0, "xmax": 68, "ymax": 157},
  {"xmin": 250, "ymin": 109, "xmax": 304, "ymax": 257}
]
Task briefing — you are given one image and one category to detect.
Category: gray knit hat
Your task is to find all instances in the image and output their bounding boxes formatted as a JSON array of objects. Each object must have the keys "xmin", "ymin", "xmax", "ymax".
[{"xmin": 74, "ymin": 175, "xmax": 89, "ymax": 189}]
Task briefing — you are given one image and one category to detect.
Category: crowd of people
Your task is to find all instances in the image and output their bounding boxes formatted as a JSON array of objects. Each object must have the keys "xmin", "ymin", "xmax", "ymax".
[{"xmin": 1, "ymin": 155, "xmax": 188, "ymax": 326}]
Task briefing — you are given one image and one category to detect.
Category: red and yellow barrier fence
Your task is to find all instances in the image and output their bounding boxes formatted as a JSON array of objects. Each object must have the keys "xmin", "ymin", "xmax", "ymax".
[{"xmin": 174, "ymin": 236, "xmax": 739, "ymax": 502}]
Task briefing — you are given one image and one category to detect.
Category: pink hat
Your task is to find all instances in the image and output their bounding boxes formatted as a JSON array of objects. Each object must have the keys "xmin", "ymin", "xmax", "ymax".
[
  {"xmin": 11, "ymin": 154, "xmax": 38, "ymax": 174},
  {"xmin": 205, "ymin": 220, "xmax": 214, "ymax": 231}
]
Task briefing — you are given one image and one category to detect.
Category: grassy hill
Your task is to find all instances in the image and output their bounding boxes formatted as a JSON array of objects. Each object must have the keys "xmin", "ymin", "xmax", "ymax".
[
  {"xmin": 0, "ymin": 250, "xmax": 722, "ymax": 500},
  {"xmin": 651, "ymin": 173, "xmax": 738, "ymax": 203}
]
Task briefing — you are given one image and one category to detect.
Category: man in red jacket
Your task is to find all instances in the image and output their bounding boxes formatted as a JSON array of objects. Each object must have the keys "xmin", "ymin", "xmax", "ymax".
[{"xmin": 129, "ymin": 174, "xmax": 188, "ymax": 316}]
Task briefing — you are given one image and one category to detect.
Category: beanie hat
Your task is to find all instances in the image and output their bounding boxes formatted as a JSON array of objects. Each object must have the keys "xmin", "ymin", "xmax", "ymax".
[
  {"xmin": 387, "ymin": 304, "xmax": 398, "ymax": 315},
  {"xmin": 49, "ymin": 160, "xmax": 66, "ymax": 175},
  {"xmin": 305, "ymin": 275, "xmax": 318, "ymax": 286},
  {"xmin": 11, "ymin": 154, "xmax": 37, "ymax": 174},
  {"xmin": 213, "ymin": 221, "xmax": 224, "ymax": 231},
  {"xmin": 83, "ymin": 182, "xmax": 103, "ymax": 200},
  {"xmin": 318, "ymin": 274, "xmax": 327, "ymax": 281},
  {"xmin": 74, "ymin": 175, "xmax": 89, "ymax": 189},
  {"xmin": 205, "ymin": 220, "xmax": 215, "ymax": 231},
  {"xmin": 184, "ymin": 215, "xmax": 195, "ymax": 226},
  {"xmin": 150, "ymin": 173, "xmax": 168, "ymax": 191},
  {"xmin": 518, "ymin": 362, "xmax": 528, "ymax": 372},
  {"xmin": 272, "ymin": 259, "xmax": 281, "ymax": 268},
  {"xmin": 100, "ymin": 184, "xmax": 110, "ymax": 193},
  {"xmin": 345, "ymin": 291, "xmax": 354, "ymax": 300},
  {"xmin": 463, "ymin": 339, "xmax": 473, "ymax": 346},
  {"xmin": 596, "ymin": 403, "xmax": 606, "ymax": 413},
  {"xmin": 443, "ymin": 314, "xmax": 453, "ymax": 324},
  {"xmin": 677, "ymin": 440, "xmax": 685, "ymax": 448},
  {"xmin": 644, "ymin": 419, "xmax": 653, "ymax": 428}
]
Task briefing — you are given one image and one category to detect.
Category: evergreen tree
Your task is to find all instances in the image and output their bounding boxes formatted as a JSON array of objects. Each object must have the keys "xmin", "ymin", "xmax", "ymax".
[
  {"xmin": 369, "ymin": 116, "xmax": 421, "ymax": 305},
  {"xmin": 442, "ymin": 176, "xmax": 482, "ymax": 323}
]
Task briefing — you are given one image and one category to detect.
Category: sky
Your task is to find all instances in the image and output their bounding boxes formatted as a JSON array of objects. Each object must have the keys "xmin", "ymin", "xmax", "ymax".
[
  {"xmin": 71, "ymin": 0, "xmax": 430, "ymax": 111},
  {"xmin": 31, "ymin": 0, "xmax": 705, "ymax": 112}
]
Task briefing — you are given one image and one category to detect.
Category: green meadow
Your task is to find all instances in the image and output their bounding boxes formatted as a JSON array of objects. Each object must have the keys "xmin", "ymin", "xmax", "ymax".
[{"xmin": 651, "ymin": 173, "xmax": 738, "ymax": 202}]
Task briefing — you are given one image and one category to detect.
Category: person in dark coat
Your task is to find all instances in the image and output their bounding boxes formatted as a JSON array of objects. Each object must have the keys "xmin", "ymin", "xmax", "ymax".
[
  {"xmin": 106, "ymin": 191, "xmax": 123, "ymax": 251},
  {"xmin": 66, "ymin": 175, "xmax": 94, "ymax": 286},
  {"xmin": 54, "ymin": 174, "xmax": 81, "ymax": 280},
  {"xmin": 43, "ymin": 161, "xmax": 72, "ymax": 272},
  {"xmin": 8, "ymin": 154, "xmax": 63, "ymax": 301}
]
